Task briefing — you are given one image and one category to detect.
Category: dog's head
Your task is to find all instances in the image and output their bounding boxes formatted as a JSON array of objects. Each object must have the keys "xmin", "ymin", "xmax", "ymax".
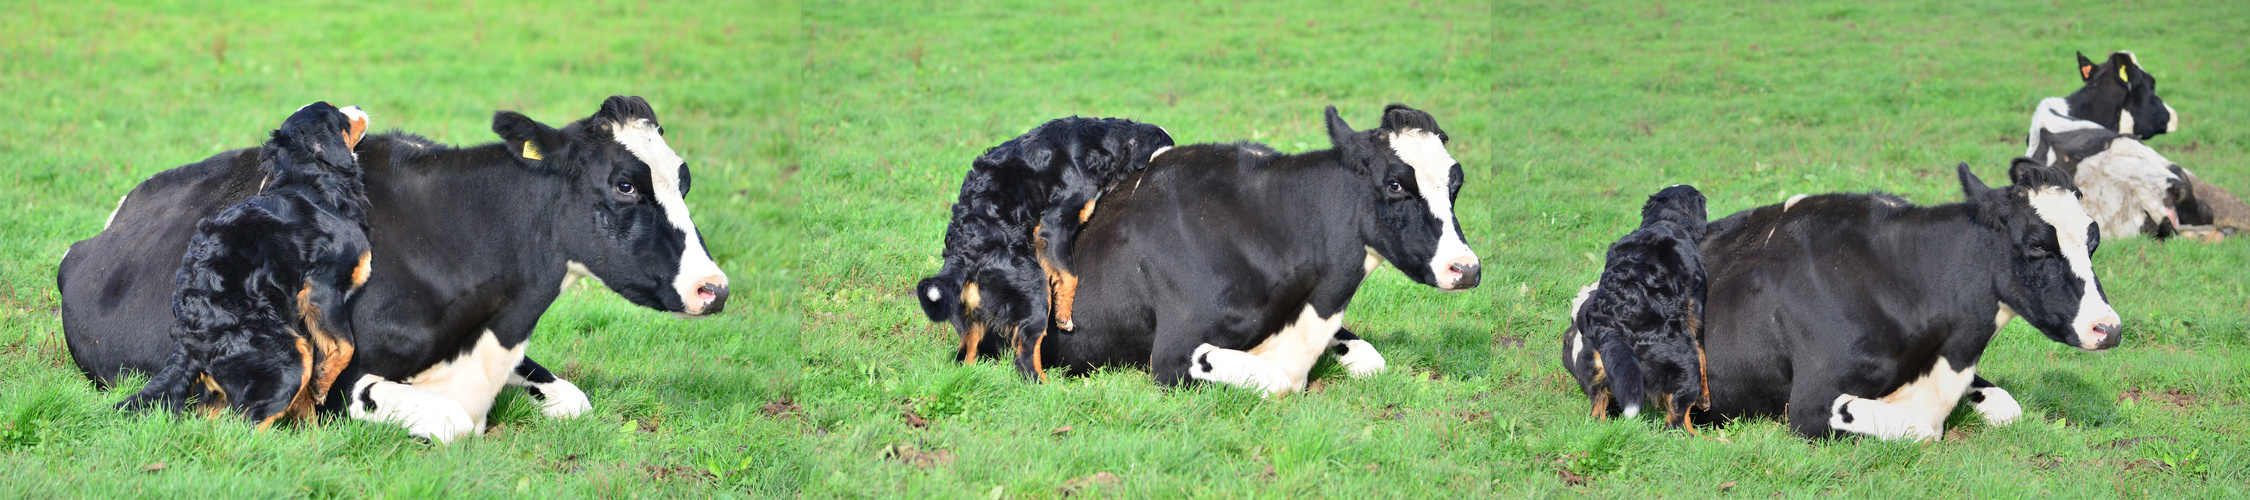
[
  {"xmin": 268, "ymin": 102, "xmax": 369, "ymax": 174},
  {"xmin": 1640, "ymin": 184, "xmax": 1708, "ymax": 239}
]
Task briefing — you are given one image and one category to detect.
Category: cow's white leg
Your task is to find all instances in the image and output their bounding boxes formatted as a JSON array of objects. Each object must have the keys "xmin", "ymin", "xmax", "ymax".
[
  {"xmin": 1828, "ymin": 394, "xmax": 1940, "ymax": 441},
  {"xmin": 1965, "ymin": 383, "xmax": 2023, "ymax": 425},
  {"xmin": 403, "ymin": 330, "xmax": 527, "ymax": 432},
  {"xmin": 348, "ymin": 374, "xmax": 476, "ymax": 443},
  {"xmin": 1327, "ymin": 333, "xmax": 1386, "ymax": 379},
  {"xmin": 1189, "ymin": 344, "xmax": 1295, "ymax": 397},
  {"xmin": 508, "ymin": 371, "xmax": 591, "ymax": 419},
  {"xmin": 1244, "ymin": 304, "xmax": 1349, "ymax": 389}
]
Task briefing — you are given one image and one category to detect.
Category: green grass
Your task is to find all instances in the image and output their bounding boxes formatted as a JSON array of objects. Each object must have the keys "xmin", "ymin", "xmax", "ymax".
[
  {"xmin": 1, "ymin": 0, "xmax": 801, "ymax": 497},
  {"xmin": 5, "ymin": 0, "xmax": 2248, "ymax": 497}
]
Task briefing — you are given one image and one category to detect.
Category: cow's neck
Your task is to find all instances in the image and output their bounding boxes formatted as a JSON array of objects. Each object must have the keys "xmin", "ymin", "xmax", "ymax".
[
  {"xmin": 1874, "ymin": 205, "xmax": 2009, "ymax": 365},
  {"xmin": 365, "ymin": 141, "xmax": 573, "ymax": 345},
  {"xmin": 1241, "ymin": 152, "xmax": 1378, "ymax": 318}
]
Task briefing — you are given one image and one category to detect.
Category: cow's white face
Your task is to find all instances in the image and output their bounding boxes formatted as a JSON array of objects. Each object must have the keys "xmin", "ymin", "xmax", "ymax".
[
  {"xmin": 1387, "ymin": 129, "xmax": 1481, "ymax": 290},
  {"xmin": 491, "ymin": 96, "xmax": 730, "ymax": 317},
  {"xmin": 609, "ymin": 119, "xmax": 728, "ymax": 316},
  {"xmin": 2023, "ymin": 187, "xmax": 2122, "ymax": 350}
]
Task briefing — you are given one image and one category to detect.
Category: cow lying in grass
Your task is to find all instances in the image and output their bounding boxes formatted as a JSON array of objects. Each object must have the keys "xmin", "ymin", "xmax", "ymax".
[
  {"xmin": 63, "ymin": 96, "xmax": 727, "ymax": 442},
  {"xmin": 1038, "ymin": 104, "xmax": 1478, "ymax": 395},
  {"xmin": 1562, "ymin": 185, "xmax": 1711, "ymax": 433},
  {"xmin": 915, "ymin": 118, "xmax": 1173, "ymax": 380},
  {"xmin": 2020, "ymin": 50, "xmax": 2236, "ymax": 239},
  {"xmin": 1694, "ymin": 160, "xmax": 2120, "ymax": 440},
  {"xmin": 117, "ymin": 102, "xmax": 372, "ymax": 426}
]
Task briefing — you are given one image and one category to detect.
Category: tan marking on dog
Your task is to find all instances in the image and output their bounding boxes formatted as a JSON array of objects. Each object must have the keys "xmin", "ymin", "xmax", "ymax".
[
  {"xmin": 351, "ymin": 252, "xmax": 373, "ymax": 288},
  {"xmin": 960, "ymin": 322, "xmax": 986, "ymax": 365},
  {"xmin": 265, "ymin": 335, "xmax": 315, "ymax": 428},
  {"xmin": 295, "ymin": 283, "xmax": 353, "ymax": 411},
  {"xmin": 961, "ymin": 282, "xmax": 981, "ymax": 312},
  {"xmin": 1035, "ymin": 225, "xmax": 1080, "ymax": 331},
  {"xmin": 1031, "ymin": 332, "xmax": 1049, "ymax": 383},
  {"xmin": 1078, "ymin": 198, "xmax": 1099, "ymax": 223}
]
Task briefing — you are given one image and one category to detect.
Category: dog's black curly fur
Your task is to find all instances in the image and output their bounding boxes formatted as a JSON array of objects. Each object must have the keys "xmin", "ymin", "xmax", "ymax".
[
  {"xmin": 1565, "ymin": 184, "xmax": 1711, "ymax": 431},
  {"xmin": 914, "ymin": 117, "xmax": 1173, "ymax": 380},
  {"xmin": 118, "ymin": 102, "xmax": 373, "ymax": 425}
]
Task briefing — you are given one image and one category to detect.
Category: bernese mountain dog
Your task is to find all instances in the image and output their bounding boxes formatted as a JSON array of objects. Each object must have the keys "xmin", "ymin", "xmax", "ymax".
[
  {"xmin": 118, "ymin": 102, "xmax": 372, "ymax": 427},
  {"xmin": 1563, "ymin": 184, "xmax": 1711, "ymax": 433},
  {"xmin": 915, "ymin": 117, "xmax": 1173, "ymax": 381}
]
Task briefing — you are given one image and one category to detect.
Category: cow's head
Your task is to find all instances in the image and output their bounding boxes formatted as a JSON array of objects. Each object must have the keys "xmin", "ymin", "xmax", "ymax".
[
  {"xmin": 2066, "ymin": 51, "xmax": 2177, "ymax": 140},
  {"xmin": 268, "ymin": 102, "xmax": 369, "ymax": 175},
  {"xmin": 1327, "ymin": 104, "xmax": 1480, "ymax": 290},
  {"xmin": 2033, "ymin": 127, "xmax": 2204, "ymax": 237},
  {"xmin": 492, "ymin": 96, "xmax": 728, "ymax": 316},
  {"xmin": 1961, "ymin": 160, "xmax": 2121, "ymax": 351}
]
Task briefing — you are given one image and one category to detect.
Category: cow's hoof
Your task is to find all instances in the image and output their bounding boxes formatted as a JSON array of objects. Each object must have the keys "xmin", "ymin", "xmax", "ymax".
[
  {"xmin": 348, "ymin": 375, "xmax": 479, "ymax": 443},
  {"xmin": 1333, "ymin": 338, "xmax": 1387, "ymax": 378},
  {"xmin": 1189, "ymin": 344, "xmax": 1294, "ymax": 396},
  {"xmin": 535, "ymin": 379, "xmax": 593, "ymax": 419},
  {"xmin": 1968, "ymin": 387, "xmax": 2023, "ymax": 425}
]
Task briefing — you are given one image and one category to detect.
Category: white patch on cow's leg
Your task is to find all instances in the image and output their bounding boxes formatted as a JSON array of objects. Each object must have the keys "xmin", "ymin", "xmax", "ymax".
[
  {"xmin": 609, "ymin": 119, "xmax": 728, "ymax": 315},
  {"xmin": 1327, "ymin": 337, "xmax": 1386, "ymax": 379},
  {"xmin": 103, "ymin": 194, "xmax": 129, "ymax": 230},
  {"xmin": 2025, "ymin": 187, "xmax": 2123, "ymax": 349},
  {"xmin": 507, "ymin": 371, "xmax": 592, "ymax": 419},
  {"xmin": 348, "ymin": 374, "xmax": 477, "ymax": 443},
  {"xmin": 1784, "ymin": 194, "xmax": 1809, "ymax": 211},
  {"xmin": 403, "ymin": 330, "xmax": 527, "ymax": 433},
  {"xmin": 1246, "ymin": 304, "xmax": 1347, "ymax": 390},
  {"xmin": 1828, "ymin": 394, "xmax": 1939, "ymax": 441},
  {"xmin": 1966, "ymin": 386, "xmax": 2023, "ymax": 425},
  {"xmin": 1385, "ymin": 129, "xmax": 1479, "ymax": 290},
  {"xmin": 1189, "ymin": 344, "xmax": 1294, "ymax": 396},
  {"xmin": 1874, "ymin": 357, "xmax": 1977, "ymax": 434}
]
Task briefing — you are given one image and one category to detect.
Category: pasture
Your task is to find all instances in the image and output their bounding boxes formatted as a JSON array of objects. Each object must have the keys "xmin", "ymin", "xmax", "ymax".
[
  {"xmin": 1, "ymin": 1, "xmax": 800, "ymax": 497},
  {"xmin": 800, "ymin": 0, "xmax": 2247, "ymax": 497},
  {"xmin": 0, "ymin": 0, "xmax": 2244, "ymax": 497}
]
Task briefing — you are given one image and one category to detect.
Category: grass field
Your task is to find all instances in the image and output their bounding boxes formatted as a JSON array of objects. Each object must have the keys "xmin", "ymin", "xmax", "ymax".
[
  {"xmin": 1, "ymin": 1, "xmax": 802, "ymax": 497},
  {"xmin": 3, "ymin": 0, "xmax": 2247, "ymax": 498}
]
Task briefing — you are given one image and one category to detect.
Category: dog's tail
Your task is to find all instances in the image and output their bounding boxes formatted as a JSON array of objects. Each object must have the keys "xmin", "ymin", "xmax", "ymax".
[
  {"xmin": 914, "ymin": 273, "xmax": 963, "ymax": 323},
  {"xmin": 1596, "ymin": 337, "xmax": 1646, "ymax": 419},
  {"xmin": 116, "ymin": 347, "xmax": 201, "ymax": 413}
]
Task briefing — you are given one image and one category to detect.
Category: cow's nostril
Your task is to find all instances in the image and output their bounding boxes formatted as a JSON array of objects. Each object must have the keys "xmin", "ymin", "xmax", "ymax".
[
  {"xmin": 699, "ymin": 283, "xmax": 729, "ymax": 315},
  {"xmin": 1450, "ymin": 263, "xmax": 1482, "ymax": 289}
]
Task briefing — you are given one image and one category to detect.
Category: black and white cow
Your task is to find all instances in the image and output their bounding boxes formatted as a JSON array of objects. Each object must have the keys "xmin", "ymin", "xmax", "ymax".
[
  {"xmin": 60, "ymin": 96, "xmax": 727, "ymax": 442},
  {"xmin": 2021, "ymin": 50, "xmax": 2205, "ymax": 238},
  {"xmin": 1039, "ymin": 104, "xmax": 1479, "ymax": 395},
  {"xmin": 2050, "ymin": 51, "xmax": 2177, "ymax": 141},
  {"xmin": 1693, "ymin": 160, "xmax": 2120, "ymax": 440}
]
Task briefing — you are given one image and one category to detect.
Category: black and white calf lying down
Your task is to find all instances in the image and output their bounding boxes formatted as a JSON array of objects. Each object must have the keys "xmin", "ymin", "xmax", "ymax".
[
  {"xmin": 915, "ymin": 117, "xmax": 1174, "ymax": 380},
  {"xmin": 1563, "ymin": 185, "xmax": 1710, "ymax": 433},
  {"xmin": 117, "ymin": 102, "xmax": 373, "ymax": 426},
  {"xmin": 1036, "ymin": 104, "xmax": 1480, "ymax": 396},
  {"xmin": 62, "ymin": 96, "xmax": 727, "ymax": 442},
  {"xmin": 2023, "ymin": 50, "xmax": 2213, "ymax": 239},
  {"xmin": 1689, "ymin": 160, "xmax": 2121, "ymax": 441}
]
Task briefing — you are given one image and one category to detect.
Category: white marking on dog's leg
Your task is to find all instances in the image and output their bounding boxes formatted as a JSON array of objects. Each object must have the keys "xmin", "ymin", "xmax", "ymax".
[
  {"xmin": 349, "ymin": 374, "xmax": 477, "ymax": 443},
  {"xmin": 1828, "ymin": 394, "xmax": 1939, "ymax": 441},
  {"xmin": 1189, "ymin": 344, "xmax": 1294, "ymax": 397},
  {"xmin": 403, "ymin": 330, "xmax": 527, "ymax": 432},
  {"xmin": 1967, "ymin": 386, "xmax": 2023, "ymax": 425}
]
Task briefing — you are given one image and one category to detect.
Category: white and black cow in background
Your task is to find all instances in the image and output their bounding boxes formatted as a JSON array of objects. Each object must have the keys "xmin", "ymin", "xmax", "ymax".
[
  {"xmin": 1039, "ymin": 104, "xmax": 1480, "ymax": 396},
  {"xmin": 60, "ymin": 96, "xmax": 728, "ymax": 442},
  {"xmin": 2023, "ymin": 50, "xmax": 2211, "ymax": 239},
  {"xmin": 1692, "ymin": 160, "xmax": 2120, "ymax": 440}
]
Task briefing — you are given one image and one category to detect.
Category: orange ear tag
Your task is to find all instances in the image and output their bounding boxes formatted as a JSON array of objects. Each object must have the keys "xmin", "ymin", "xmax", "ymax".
[{"xmin": 2080, "ymin": 66, "xmax": 2092, "ymax": 79}]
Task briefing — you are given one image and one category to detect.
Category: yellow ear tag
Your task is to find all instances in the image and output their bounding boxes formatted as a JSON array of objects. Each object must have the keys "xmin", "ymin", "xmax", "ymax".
[
  {"xmin": 2119, "ymin": 70, "xmax": 2128, "ymax": 83},
  {"xmin": 522, "ymin": 141, "xmax": 543, "ymax": 160}
]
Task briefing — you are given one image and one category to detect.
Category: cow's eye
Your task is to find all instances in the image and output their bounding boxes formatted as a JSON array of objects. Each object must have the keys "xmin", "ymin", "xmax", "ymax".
[
  {"xmin": 1387, "ymin": 181, "xmax": 1405, "ymax": 194},
  {"xmin": 616, "ymin": 181, "xmax": 637, "ymax": 196}
]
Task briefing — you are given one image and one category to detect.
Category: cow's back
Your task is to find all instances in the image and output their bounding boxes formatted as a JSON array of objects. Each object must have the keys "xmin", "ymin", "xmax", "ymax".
[{"xmin": 60, "ymin": 149, "xmax": 266, "ymax": 386}]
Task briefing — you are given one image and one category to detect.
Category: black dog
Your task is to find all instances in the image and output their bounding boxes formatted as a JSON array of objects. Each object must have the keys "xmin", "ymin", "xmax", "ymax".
[
  {"xmin": 118, "ymin": 102, "xmax": 372, "ymax": 426},
  {"xmin": 915, "ymin": 117, "xmax": 1173, "ymax": 381},
  {"xmin": 1563, "ymin": 184, "xmax": 1710, "ymax": 432}
]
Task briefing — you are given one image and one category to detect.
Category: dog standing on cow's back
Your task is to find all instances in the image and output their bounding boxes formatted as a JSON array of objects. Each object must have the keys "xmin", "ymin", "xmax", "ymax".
[
  {"xmin": 1563, "ymin": 185, "xmax": 1710, "ymax": 432},
  {"xmin": 915, "ymin": 117, "xmax": 1173, "ymax": 380},
  {"xmin": 118, "ymin": 102, "xmax": 372, "ymax": 427}
]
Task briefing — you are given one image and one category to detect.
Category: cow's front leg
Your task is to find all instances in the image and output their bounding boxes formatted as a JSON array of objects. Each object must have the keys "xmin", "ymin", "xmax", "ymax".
[
  {"xmin": 1327, "ymin": 327, "xmax": 1386, "ymax": 378},
  {"xmin": 1822, "ymin": 394, "xmax": 1940, "ymax": 441},
  {"xmin": 1186, "ymin": 344, "xmax": 1296, "ymax": 397},
  {"xmin": 347, "ymin": 374, "xmax": 476, "ymax": 443},
  {"xmin": 1963, "ymin": 375, "xmax": 2023, "ymax": 425},
  {"xmin": 509, "ymin": 356, "xmax": 591, "ymax": 419}
]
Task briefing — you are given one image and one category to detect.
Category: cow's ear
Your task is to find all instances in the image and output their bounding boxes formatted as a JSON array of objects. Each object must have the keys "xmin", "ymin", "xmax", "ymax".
[
  {"xmin": 1958, "ymin": 162, "xmax": 1991, "ymax": 197},
  {"xmin": 1325, "ymin": 105, "xmax": 1356, "ymax": 149},
  {"xmin": 2034, "ymin": 128, "xmax": 2059, "ymax": 164},
  {"xmin": 2008, "ymin": 157, "xmax": 2071, "ymax": 188},
  {"xmin": 492, "ymin": 111, "xmax": 564, "ymax": 163},
  {"xmin": 2107, "ymin": 52, "xmax": 2138, "ymax": 84},
  {"xmin": 2077, "ymin": 51, "xmax": 2097, "ymax": 81}
]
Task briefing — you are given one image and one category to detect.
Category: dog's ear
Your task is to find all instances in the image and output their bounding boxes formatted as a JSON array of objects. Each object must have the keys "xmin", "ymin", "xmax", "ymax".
[
  {"xmin": 493, "ymin": 111, "xmax": 566, "ymax": 165},
  {"xmin": 2077, "ymin": 51, "xmax": 2097, "ymax": 81}
]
